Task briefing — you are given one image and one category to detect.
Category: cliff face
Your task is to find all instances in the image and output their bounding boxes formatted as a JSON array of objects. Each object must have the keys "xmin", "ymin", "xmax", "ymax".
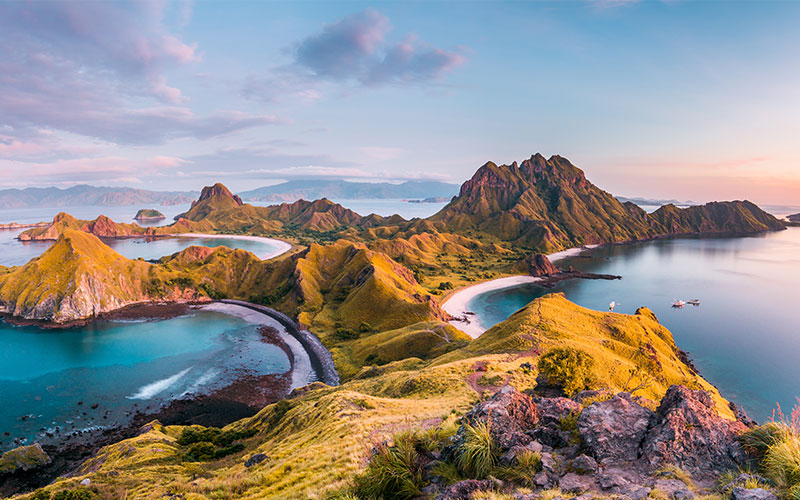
[{"xmin": 431, "ymin": 154, "xmax": 785, "ymax": 251}]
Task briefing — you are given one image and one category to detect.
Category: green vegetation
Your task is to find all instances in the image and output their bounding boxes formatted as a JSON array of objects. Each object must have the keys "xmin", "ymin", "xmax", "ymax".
[
  {"xmin": 741, "ymin": 409, "xmax": 800, "ymax": 497},
  {"xmin": 538, "ymin": 347, "xmax": 597, "ymax": 396},
  {"xmin": 352, "ymin": 431, "xmax": 428, "ymax": 500},
  {"xmin": 456, "ymin": 421, "xmax": 499, "ymax": 479}
]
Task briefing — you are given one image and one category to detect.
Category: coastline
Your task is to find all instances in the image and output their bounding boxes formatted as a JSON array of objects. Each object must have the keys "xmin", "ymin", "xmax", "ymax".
[
  {"xmin": 442, "ymin": 245, "xmax": 599, "ymax": 338},
  {"xmin": 0, "ymin": 301, "xmax": 322, "ymax": 496},
  {"xmin": 172, "ymin": 233, "xmax": 292, "ymax": 260}
]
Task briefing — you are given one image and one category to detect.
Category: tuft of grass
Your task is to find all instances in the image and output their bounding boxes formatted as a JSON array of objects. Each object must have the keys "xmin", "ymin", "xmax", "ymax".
[
  {"xmin": 742, "ymin": 422, "xmax": 792, "ymax": 460},
  {"xmin": 539, "ymin": 488, "xmax": 564, "ymax": 500},
  {"xmin": 493, "ymin": 449, "xmax": 542, "ymax": 484},
  {"xmin": 431, "ymin": 460, "xmax": 464, "ymax": 486},
  {"xmin": 456, "ymin": 421, "xmax": 498, "ymax": 479},
  {"xmin": 655, "ymin": 464, "xmax": 694, "ymax": 489},
  {"xmin": 353, "ymin": 431, "xmax": 427, "ymax": 500},
  {"xmin": 763, "ymin": 434, "xmax": 800, "ymax": 489}
]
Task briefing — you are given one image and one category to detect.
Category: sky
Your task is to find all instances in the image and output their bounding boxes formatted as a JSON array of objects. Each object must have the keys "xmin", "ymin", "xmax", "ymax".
[{"xmin": 1, "ymin": 0, "xmax": 799, "ymax": 205}]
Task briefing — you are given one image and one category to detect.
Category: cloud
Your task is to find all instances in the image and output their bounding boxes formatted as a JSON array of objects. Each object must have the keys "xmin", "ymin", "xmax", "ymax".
[
  {"xmin": 0, "ymin": 155, "xmax": 191, "ymax": 187},
  {"xmin": 244, "ymin": 9, "xmax": 466, "ymax": 102},
  {"xmin": 295, "ymin": 9, "xmax": 465, "ymax": 86},
  {"xmin": 0, "ymin": 2, "xmax": 276, "ymax": 146}
]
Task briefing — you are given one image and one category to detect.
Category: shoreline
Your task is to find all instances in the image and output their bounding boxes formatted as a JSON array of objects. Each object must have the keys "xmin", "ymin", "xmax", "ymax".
[
  {"xmin": 442, "ymin": 245, "xmax": 599, "ymax": 338},
  {"xmin": 0, "ymin": 301, "xmax": 321, "ymax": 496},
  {"xmin": 171, "ymin": 233, "xmax": 293, "ymax": 260}
]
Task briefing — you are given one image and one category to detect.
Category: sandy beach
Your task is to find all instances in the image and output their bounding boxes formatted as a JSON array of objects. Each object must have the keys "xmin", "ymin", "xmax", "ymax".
[
  {"xmin": 173, "ymin": 233, "xmax": 293, "ymax": 260},
  {"xmin": 200, "ymin": 302, "xmax": 315, "ymax": 390},
  {"xmin": 442, "ymin": 245, "xmax": 600, "ymax": 338}
]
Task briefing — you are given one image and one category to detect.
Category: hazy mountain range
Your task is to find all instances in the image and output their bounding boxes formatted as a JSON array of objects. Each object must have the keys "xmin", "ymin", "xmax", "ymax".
[
  {"xmin": 237, "ymin": 180, "xmax": 459, "ymax": 202},
  {"xmin": 0, "ymin": 180, "xmax": 460, "ymax": 209},
  {"xmin": 0, "ymin": 185, "xmax": 198, "ymax": 209}
]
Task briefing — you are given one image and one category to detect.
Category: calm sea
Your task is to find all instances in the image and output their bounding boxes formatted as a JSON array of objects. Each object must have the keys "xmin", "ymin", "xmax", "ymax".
[
  {"xmin": 0, "ymin": 307, "xmax": 290, "ymax": 452},
  {"xmin": 468, "ymin": 228, "xmax": 800, "ymax": 421}
]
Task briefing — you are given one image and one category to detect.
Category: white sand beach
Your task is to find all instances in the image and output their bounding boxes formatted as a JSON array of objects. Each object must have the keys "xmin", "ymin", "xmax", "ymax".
[
  {"xmin": 442, "ymin": 245, "xmax": 600, "ymax": 338},
  {"xmin": 174, "ymin": 233, "xmax": 292, "ymax": 260}
]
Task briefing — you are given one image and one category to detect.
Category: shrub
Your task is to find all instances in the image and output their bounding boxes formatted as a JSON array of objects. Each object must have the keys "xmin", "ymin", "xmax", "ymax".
[
  {"xmin": 456, "ymin": 421, "xmax": 498, "ymax": 479},
  {"xmin": 177, "ymin": 425, "xmax": 255, "ymax": 462},
  {"xmin": 537, "ymin": 347, "xmax": 597, "ymax": 396},
  {"xmin": 334, "ymin": 328, "xmax": 358, "ymax": 341},
  {"xmin": 358, "ymin": 322, "xmax": 373, "ymax": 333},
  {"xmin": 438, "ymin": 281, "xmax": 454, "ymax": 290},
  {"xmin": 30, "ymin": 490, "xmax": 51, "ymax": 500},
  {"xmin": 51, "ymin": 490, "xmax": 94, "ymax": 500}
]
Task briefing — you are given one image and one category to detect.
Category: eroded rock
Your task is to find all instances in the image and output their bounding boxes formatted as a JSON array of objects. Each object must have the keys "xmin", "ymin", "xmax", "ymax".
[{"xmin": 577, "ymin": 393, "xmax": 653, "ymax": 464}]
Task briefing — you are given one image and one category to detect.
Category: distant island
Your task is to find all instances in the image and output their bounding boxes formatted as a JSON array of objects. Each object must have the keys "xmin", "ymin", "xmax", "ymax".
[
  {"xmin": 133, "ymin": 209, "xmax": 166, "ymax": 221},
  {"xmin": 0, "ymin": 185, "xmax": 197, "ymax": 209},
  {"xmin": 238, "ymin": 179, "xmax": 459, "ymax": 202},
  {"xmin": 616, "ymin": 196, "xmax": 697, "ymax": 207},
  {"xmin": 406, "ymin": 196, "xmax": 451, "ymax": 203},
  {"xmin": 789, "ymin": 212, "xmax": 800, "ymax": 223}
]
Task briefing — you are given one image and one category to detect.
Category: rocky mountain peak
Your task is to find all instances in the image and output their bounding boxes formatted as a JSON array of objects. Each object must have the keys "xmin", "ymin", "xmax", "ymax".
[{"xmin": 194, "ymin": 183, "xmax": 243, "ymax": 207}]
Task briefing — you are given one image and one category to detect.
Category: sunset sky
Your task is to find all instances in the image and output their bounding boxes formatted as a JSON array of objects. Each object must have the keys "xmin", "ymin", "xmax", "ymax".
[{"xmin": 1, "ymin": 1, "xmax": 799, "ymax": 204}]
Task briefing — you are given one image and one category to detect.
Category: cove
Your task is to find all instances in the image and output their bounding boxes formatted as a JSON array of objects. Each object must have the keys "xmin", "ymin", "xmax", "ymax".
[
  {"xmin": 0, "ymin": 305, "xmax": 301, "ymax": 453},
  {"xmin": 466, "ymin": 227, "xmax": 800, "ymax": 422},
  {"xmin": 0, "ymin": 229, "xmax": 290, "ymax": 267}
]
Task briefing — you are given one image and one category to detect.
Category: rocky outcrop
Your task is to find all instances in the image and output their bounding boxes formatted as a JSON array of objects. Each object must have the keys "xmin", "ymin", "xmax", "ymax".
[
  {"xmin": 518, "ymin": 253, "xmax": 561, "ymax": 277},
  {"xmin": 461, "ymin": 385, "xmax": 540, "ymax": 449},
  {"xmin": 434, "ymin": 385, "xmax": 748, "ymax": 498},
  {"xmin": 577, "ymin": 392, "xmax": 653, "ymax": 464},
  {"xmin": 641, "ymin": 385, "xmax": 749, "ymax": 473},
  {"xmin": 0, "ymin": 444, "xmax": 51, "ymax": 474}
]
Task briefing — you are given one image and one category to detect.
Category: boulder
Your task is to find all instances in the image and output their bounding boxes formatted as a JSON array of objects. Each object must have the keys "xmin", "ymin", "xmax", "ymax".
[
  {"xmin": 560, "ymin": 472, "xmax": 596, "ymax": 493},
  {"xmin": 570, "ymin": 454, "xmax": 598, "ymax": 474},
  {"xmin": 435, "ymin": 479, "xmax": 496, "ymax": 500},
  {"xmin": 577, "ymin": 393, "xmax": 653, "ymax": 464},
  {"xmin": 731, "ymin": 488, "xmax": 778, "ymax": 500},
  {"xmin": 531, "ymin": 396, "xmax": 582, "ymax": 426},
  {"xmin": 641, "ymin": 385, "xmax": 748, "ymax": 473},
  {"xmin": 500, "ymin": 441, "xmax": 543, "ymax": 466},
  {"xmin": 245, "ymin": 453, "xmax": 268, "ymax": 467},
  {"xmin": 652, "ymin": 478, "xmax": 694, "ymax": 500},
  {"xmin": 463, "ymin": 385, "xmax": 540, "ymax": 449}
]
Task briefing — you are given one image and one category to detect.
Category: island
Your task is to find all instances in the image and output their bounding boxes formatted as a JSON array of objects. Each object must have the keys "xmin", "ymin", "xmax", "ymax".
[
  {"xmin": 0, "ymin": 154, "xmax": 791, "ymax": 500},
  {"xmin": 133, "ymin": 208, "xmax": 166, "ymax": 221}
]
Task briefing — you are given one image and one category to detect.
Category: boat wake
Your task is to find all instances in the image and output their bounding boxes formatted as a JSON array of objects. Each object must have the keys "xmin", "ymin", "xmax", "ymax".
[{"xmin": 127, "ymin": 367, "xmax": 193, "ymax": 400}]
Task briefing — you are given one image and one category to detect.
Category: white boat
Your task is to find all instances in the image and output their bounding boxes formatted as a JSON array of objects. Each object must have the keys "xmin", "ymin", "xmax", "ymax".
[
  {"xmin": 608, "ymin": 301, "xmax": 616, "ymax": 311},
  {"xmin": 672, "ymin": 300, "xmax": 686, "ymax": 308},
  {"xmin": 688, "ymin": 299, "xmax": 700, "ymax": 306}
]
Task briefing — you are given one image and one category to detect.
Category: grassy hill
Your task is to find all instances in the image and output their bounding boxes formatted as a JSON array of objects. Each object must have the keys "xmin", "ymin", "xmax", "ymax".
[
  {"xmin": 0, "ymin": 230, "xmax": 176, "ymax": 322},
  {"xmin": 14, "ymin": 294, "xmax": 736, "ymax": 499}
]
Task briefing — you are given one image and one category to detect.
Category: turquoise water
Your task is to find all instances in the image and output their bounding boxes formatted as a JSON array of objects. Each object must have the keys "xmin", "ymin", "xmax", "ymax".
[
  {"xmin": 0, "ymin": 308, "xmax": 291, "ymax": 452},
  {"xmin": 468, "ymin": 227, "xmax": 800, "ymax": 422}
]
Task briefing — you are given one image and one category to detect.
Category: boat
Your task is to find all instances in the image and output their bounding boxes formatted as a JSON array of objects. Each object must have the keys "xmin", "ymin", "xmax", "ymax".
[
  {"xmin": 672, "ymin": 300, "xmax": 686, "ymax": 308},
  {"xmin": 688, "ymin": 299, "xmax": 700, "ymax": 306},
  {"xmin": 608, "ymin": 301, "xmax": 616, "ymax": 311}
]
